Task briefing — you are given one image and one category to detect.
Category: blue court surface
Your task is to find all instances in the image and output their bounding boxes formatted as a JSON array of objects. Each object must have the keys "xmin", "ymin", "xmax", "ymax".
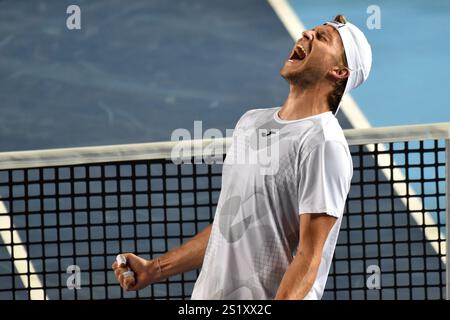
[{"xmin": 0, "ymin": 0, "xmax": 292, "ymax": 151}]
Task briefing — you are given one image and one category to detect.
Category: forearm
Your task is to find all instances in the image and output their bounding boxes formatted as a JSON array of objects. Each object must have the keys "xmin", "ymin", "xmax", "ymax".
[
  {"xmin": 154, "ymin": 224, "xmax": 212, "ymax": 281},
  {"xmin": 274, "ymin": 251, "xmax": 320, "ymax": 300}
]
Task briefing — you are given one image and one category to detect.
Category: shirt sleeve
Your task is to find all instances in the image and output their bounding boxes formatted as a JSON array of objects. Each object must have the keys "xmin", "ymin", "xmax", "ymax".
[{"xmin": 297, "ymin": 140, "xmax": 353, "ymax": 218}]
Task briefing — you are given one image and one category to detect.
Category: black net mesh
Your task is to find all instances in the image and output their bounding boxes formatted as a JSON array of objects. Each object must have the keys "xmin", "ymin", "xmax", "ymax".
[{"xmin": 0, "ymin": 139, "xmax": 447, "ymax": 299}]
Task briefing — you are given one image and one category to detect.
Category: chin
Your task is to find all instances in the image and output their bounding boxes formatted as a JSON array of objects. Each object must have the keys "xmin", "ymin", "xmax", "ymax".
[
  {"xmin": 280, "ymin": 65, "xmax": 292, "ymax": 79},
  {"xmin": 280, "ymin": 67, "xmax": 301, "ymax": 83}
]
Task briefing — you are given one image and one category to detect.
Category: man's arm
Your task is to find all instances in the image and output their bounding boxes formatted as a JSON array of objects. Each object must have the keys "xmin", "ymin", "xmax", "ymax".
[
  {"xmin": 274, "ymin": 213, "xmax": 336, "ymax": 300},
  {"xmin": 112, "ymin": 223, "xmax": 212, "ymax": 291}
]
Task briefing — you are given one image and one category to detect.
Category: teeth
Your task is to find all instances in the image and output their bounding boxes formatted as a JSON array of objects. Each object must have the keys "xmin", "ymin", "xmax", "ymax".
[
  {"xmin": 288, "ymin": 43, "xmax": 307, "ymax": 62},
  {"xmin": 298, "ymin": 44, "xmax": 307, "ymax": 56}
]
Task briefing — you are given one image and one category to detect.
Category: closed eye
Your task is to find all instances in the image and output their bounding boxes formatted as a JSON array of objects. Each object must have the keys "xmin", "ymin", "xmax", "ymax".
[{"xmin": 317, "ymin": 31, "xmax": 329, "ymax": 42}]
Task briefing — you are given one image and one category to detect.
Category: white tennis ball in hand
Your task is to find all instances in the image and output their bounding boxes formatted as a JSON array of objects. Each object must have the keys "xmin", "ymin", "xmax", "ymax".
[
  {"xmin": 116, "ymin": 254, "xmax": 127, "ymax": 267},
  {"xmin": 116, "ymin": 254, "xmax": 136, "ymax": 288}
]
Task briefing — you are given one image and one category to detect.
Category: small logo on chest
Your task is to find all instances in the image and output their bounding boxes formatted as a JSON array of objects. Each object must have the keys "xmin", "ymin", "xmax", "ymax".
[{"xmin": 262, "ymin": 130, "xmax": 276, "ymax": 137}]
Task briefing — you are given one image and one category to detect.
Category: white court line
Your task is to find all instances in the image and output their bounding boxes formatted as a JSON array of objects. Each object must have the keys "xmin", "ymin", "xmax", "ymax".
[
  {"xmin": 267, "ymin": 0, "xmax": 446, "ymax": 263},
  {"xmin": 0, "ymin": 200, "xmax": 49, "ymax": 300}
]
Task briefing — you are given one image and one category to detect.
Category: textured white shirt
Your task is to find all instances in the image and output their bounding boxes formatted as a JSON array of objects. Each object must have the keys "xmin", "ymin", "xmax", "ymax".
[{"xmin": 191, "ymin": 107, "xmax": 353, "ymax": 300}]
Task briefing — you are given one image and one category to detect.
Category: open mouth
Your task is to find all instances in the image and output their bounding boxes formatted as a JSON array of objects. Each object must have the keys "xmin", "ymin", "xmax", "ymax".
[{"xmin": 288, "ymin": 44, "xmax": 307, "ymax": 62}]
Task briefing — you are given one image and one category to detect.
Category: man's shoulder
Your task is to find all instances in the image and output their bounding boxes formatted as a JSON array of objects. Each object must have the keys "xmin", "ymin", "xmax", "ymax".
[
  {"xmin": 301, "ymin": 115, "xmax": 349, "ymax": 157},
  {"xmin": 236, "ymin": 107, "xmax": 278, "ymax": 127},
  {"xmin": 240, "ymin": 106, "xmax": 278, "ymax": 119}
]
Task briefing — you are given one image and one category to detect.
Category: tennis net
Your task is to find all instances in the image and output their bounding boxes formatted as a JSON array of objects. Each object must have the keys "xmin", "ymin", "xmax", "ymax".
[{"xmin": 0, "ymin": 123, "xmax": 449, "ymax": 300}]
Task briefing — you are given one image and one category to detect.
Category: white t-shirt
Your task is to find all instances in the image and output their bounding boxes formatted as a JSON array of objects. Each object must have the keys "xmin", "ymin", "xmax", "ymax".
[{"xmin": 191, "ymin": 106, "xmax": 353, "ymax": 300}]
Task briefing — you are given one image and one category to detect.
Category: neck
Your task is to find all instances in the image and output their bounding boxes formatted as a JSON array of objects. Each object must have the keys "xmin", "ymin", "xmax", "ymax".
[{"xmin": 278, "ymin": 82, "xmax": 331, "ymax": 121}]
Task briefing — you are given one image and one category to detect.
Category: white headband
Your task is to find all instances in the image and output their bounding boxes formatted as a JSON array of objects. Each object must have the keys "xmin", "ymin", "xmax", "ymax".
[{"xmin": 325, "ymin": 21, "xmax": 372, "ymax": 114}]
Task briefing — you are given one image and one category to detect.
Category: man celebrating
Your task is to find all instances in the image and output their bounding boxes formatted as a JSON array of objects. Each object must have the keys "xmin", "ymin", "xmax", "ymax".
[{"xmin": 112, "ymin": 15, "xmax": 372, "ymax": 300}]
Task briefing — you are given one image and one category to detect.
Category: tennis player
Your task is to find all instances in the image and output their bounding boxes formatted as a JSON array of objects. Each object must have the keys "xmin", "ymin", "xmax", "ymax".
[{"xmin": 112, "ymin": 15, "xmax": 372, "ymax": 300}]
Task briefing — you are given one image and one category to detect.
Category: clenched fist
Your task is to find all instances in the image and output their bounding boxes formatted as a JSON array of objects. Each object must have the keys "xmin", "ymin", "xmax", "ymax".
[{"xmin": 112, "ymin": 253, "xmax": 160, "ymax": 291}]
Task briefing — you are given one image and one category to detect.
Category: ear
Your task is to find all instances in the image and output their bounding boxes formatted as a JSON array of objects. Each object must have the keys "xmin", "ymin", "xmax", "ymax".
[{"xmin": 329, "ymin": 66, "xmax": 350, "ymax": 82}]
